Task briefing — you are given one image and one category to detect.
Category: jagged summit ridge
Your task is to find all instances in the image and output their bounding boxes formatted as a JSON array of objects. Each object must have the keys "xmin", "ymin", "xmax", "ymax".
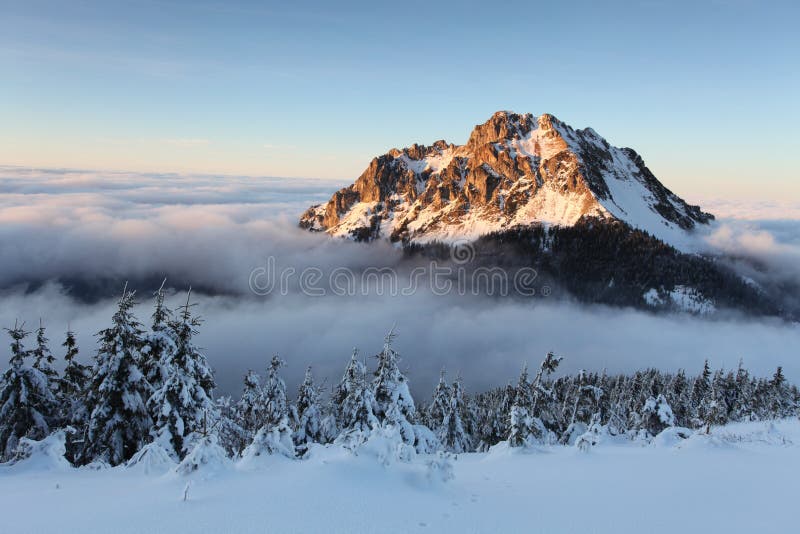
[{"xmin": 300, "ymin": 111, "xmax": 713, "ymax": 247}]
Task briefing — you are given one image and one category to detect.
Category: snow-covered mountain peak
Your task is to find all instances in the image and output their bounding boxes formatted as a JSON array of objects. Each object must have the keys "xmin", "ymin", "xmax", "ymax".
[{"xmin": 300, "ymin": 111, "xmax": 714, "ymax": 247}]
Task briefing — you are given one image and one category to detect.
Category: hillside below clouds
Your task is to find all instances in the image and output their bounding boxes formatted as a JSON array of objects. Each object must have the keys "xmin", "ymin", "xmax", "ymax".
[
  {"xmin": 300, "ymin": 111, "xmax": 713, "ymax": 248},
  {"xmin": 301, "ymin": 111, "xmax": 783, "ymax": 317}
]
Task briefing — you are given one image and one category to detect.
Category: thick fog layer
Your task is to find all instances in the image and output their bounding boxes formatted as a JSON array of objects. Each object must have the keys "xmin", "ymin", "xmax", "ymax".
[{"xmin": 1, "ymin": 166, "xmax": 798, "ymax": 397}]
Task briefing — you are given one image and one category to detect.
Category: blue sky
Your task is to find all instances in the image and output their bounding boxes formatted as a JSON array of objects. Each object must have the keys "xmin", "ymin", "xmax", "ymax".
[{"xmin": 1, "ymin": 0, "xmax": 798, "ymax": 198}]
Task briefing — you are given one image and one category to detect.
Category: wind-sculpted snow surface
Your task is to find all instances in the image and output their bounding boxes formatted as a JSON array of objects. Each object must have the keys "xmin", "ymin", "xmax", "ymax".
[{"xmin": 1, "ymin": 419, "xmax": 798, "ymax": 533}]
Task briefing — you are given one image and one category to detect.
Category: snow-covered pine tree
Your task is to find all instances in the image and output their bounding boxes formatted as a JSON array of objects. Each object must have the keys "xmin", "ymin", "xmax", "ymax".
[
  {"xmin": 473, "ymin": 382, "xmax": 516, "ymax": 447},
  {"xmin": 665, "ymin": 369, "xmax": 690, "ymax": 427},
  {"xmin": 241, "ymin": 355, "xmax": 295, "ymax": 458},
  {"xmin": 576, "ymin": 412, "xmax": 605, "ymax": 451},
  {"xmin": 438, "ymin": 375, "xmax": 472, "ymax": 453},
  {"xmin": 751, "ymin": 377, "xmax": 771, "ymax": 419},
  {"xmin": 147, "ymin": 290, "xmax": 217, "ymax": 459},
  {"xmin": 319, "ymin": 406, "xmax": 339, "ymax": 444},
  {"xmin": 141, "ymin": 281, "xmax": 175, "ymax": 404},
  {"xmin": 529, "ymin": 352, "xmax": 562, "ymax": 439},
  {"xmin": 293, "ymin": 366, "xmax": 324, "ymax": 448},
  {"xmin": 495, "ymin": 383, "xmax": 515, "ymax": 441},
  {"xmin": 621, "ymin": 371, "xmax": 645, "ymax": 430},
  {"xmin": 769, "ymin": 366, "xmax": 790, "ymax": 417},
  {"xmin": 235, "ymin": 370, "xmax": 265, "ymax": 438},
  {"xmin": 82, "ymin": 286, "xmax": 152, "ymax": 466},
  {"xmin": 213, "ymin": 395, "xmax": 248, "ymax": 457},
  {"xmin": 605, "ymin": 376, "xmax": 629, "ymax": 435},
  {"xmin": 59, "ymin": 328, "xmax": 91, "ymax": 424},
  {"xmin": 690, "ymin": 359, "xmax": 712, "ymax": 426},
  {"xmin": 427, "ymin": 368, "xmax": 451, "ymax": 431},
  {"xmin": 332, "ymin": 349, "xmax": 378, "ymax": 434},
  {"xmin": 531, "ymin": 352, "xmax": 561, "ymax": 417},
  {"xmin": 732, "ymin": 360, "xmax": 754, "ymax": 422},
  {"xmin": 560, "ymin": 370, "xmax": 604, "ymax": 444},
  {"xmin": 704, "ymin": 381, "xmax": 728, "ymax": 433},
  {"xmin": 0, "ymin": 322, "xmax": 57, "ymax": 461},
  {"xmin": 58, "ymin": 327, "xmax": 92, "ymax": 462},
  {"xmin": 372, "ymin": 328, "xmax": 416, "ymax": 445},
  {"xmin": 708, "ymin": 370, "xmax": 733, "ymax": 427},
  {"xmin": 508, "ymin": 363, "xmax": 532, "ymax": 447},
  {"xmin": 639, "ymin": 394, "xmax": 675, "ymax": 436},
  {"xmin": 263, "ymin": 355, "xmax": 290, "ymax": 428},
  {"xmin": 458, "ymin": 390, "xmax": 478, "ymax": 444},
  {"xmin": 31, "ymin": 320, "xmax": 58, "ymax": 392}
]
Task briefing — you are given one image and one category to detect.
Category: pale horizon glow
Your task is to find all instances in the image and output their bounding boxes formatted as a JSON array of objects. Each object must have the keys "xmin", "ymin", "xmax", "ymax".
[{"xmin": 2, "ymin": 0, "xmax": 798, "ymax": 200}]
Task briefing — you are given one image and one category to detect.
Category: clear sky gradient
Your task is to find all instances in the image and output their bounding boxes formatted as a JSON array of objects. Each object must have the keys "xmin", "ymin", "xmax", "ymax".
[{"xmin": 2, "ymin": 0, "xmax": 798, "ymax": 199}]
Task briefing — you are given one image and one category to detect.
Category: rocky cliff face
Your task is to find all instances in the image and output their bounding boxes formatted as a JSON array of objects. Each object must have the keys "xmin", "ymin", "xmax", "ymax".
[{"xmin": 300, "ymin": 111, "xmax": 713, "ymax": 248}]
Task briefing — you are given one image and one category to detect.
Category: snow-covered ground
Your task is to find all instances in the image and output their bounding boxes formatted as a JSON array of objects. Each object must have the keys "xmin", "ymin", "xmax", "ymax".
[{"xmin": 1, "ymin": 419, "xmax": 798, "ymax": 534}]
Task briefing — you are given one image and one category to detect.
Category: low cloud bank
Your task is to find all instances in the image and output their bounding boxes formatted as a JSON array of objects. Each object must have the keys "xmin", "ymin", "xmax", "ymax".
[
  {"xmin": 1, "ymin": 283, "xmax": 797, "ymax": 399},
  {"xmin": 0, "ymin": 167, "xmax": 799, "ymax": 396}
]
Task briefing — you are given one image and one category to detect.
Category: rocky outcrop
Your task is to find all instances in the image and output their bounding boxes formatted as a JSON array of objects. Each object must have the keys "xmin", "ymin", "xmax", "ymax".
[{"xmin": 300, "ymin": 111, "xmax": 713, "ymax": 247}]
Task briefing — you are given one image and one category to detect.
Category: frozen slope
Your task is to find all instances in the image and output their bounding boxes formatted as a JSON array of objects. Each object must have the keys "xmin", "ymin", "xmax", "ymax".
[{"xmin": 1, "ymin": 419, "xmax": 798, "ymax": 534}]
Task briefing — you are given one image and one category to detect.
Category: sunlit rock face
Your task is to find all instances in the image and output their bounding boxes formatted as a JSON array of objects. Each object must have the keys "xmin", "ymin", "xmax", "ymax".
[{"xmin": 300, "ymin": 111, "xmax": 712, "ymax": 247}]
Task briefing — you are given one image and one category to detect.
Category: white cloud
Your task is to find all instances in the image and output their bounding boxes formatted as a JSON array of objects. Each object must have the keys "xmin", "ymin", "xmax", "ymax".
[
  {"xmin": 698, "ymin": 198, "xmax": 800, "ymax": 221},
  {"xmin": 0, "ymin": 166, "xmax": 798, "ymax": 397}
]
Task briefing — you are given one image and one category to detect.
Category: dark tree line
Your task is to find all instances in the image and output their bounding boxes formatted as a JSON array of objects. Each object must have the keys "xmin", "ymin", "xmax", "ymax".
[
  {"xmin": 1, "ymin": 286, "xmax": 798, "ymax": 465},
  {"xmin": 405, "ymin": 218, "xmax": 786, "ymax": 317},
  {"xmin": 470, "ymin": 355, "xmax": 798, "ymax": 448}
]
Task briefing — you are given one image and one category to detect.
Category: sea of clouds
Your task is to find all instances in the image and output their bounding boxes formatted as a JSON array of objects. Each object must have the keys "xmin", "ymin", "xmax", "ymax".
[{"xmin": 1, "ymin": 165, "xmax": 799, "ymax": 397}]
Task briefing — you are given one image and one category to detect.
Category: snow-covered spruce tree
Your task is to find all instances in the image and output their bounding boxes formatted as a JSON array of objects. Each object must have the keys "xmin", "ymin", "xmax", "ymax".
[
  {"xmin": 462, "ymin": 395, "xmax": 479, "ymax": 441},
  {"xmin": 560, "ymin": 370, "xmax": 604, "ymax": 445},
  {"xmin": 494, "ymin": 383, "xmax": 515, "ymax": 443},
  {"xmin": 639, "ymin": 394, "xmax": 675, "ymax": 436},
  {"xmin": 751, "ymin": 377, "xmax": 772, "ymax": 419},
  {"xmin": 292, "ymin": 366, "xmax": 324, "ymax": 448},
  {"xmin": 141, "ymin": 281, "xmax": 175, "ymax": 405},
  {"xmin": 235, "ymin": 370, "xmax": 265, "ymax": 440},
  {"xmin": 31, "ymin": 320, "xmax": 58, "ymax": 393},
  {"xmin": 241, "ymin": 355, "xmax": 295, "ymax": 459},
  {"xmin": 703, "ymin": 381, "xmax": 728, "ymax": 433},
  {"xmin": 530, "ymin": 352, "xmax": 561, "ymax": 416},
  {"xmin": 0, "ymin": 322, "xmax": 58, "ymax": 461},
  {"xmin": 58, "ymin": 328, "xmax": 92, "ymax": 463},
  {"xmin": 575, "ymin": 412, "xmax": 605, "ymax": 451},
  {"xmin": 372, "ymin": 328, "xmax": 417, "ymax": 445},
  {"xmin": 213, "ymin": 395, "xmax": 248, "ymax": 457},
  {"xmin": 427, "ymin": 368, "xmax": 451, "ymax": 431},
  {"xmin": 731, "ymin": 360, "xmax": 754, "ymax": 422},
  {"xmin": 508, "ymin": 363, "xmax": 533, "ymax": 447},
  {"xmin": 769, "ymin": 366, "xmax": 791, "ymax": 418},
  {"xmin": 82, "ymin": 287, "xmax": 152, "ymax": 466},
  {"xmin": 59, "ymin": 328, "xmax": 91, "ymax": 425},
  {"xmin": 708, "ymin": 370, "xmax": 733, "ymax": 427},
  {"xmin": 474, "ymin": 383, "xmax": 515, "ymax": 448},
  {"xmin": 528, "ymin": 352, "xmax": 562, "ymax": 440},
  {"xmin": 263, "ymin": 355, "xmax": 290, "ymax": 429},
  {"xmin": 319, "ymin": 406, "xmax": 339, "ymax": 444},
  {"xmin": 438, "ymin": 375, "xmax": 472, "ymax": 453},
  {"xmin": 665, "ymin": 369, "xmax": 690, "ymax": 427},
  {"xmin": 332, "ymin": 349, "xmax": 378, "ymax": 435},
  {"xmin": 604, "ymin": 376, "xmax": 628, "ymax": 435},
  {"xmin": 147, "ymin": 290, "xmax": 217, "ymax": 459},
  {"xmin": 690, "ymin": 359, "xmax": 712, "ymax": 427}
]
